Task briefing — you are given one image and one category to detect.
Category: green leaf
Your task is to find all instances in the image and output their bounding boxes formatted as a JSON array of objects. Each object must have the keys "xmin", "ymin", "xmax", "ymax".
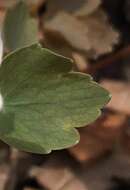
[
  {"xmin": 3, "ymin": 1, "xmax": 38, "ymax": 51},
  {"xmin": 0, "ymin": 44, "xmax": 110, "ymax": 154}
]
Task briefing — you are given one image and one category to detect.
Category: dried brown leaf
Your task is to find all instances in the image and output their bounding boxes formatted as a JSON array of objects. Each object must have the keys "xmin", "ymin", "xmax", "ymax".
[
  {"xmin": 45, "ymin": 12, "xmax": 90, "ymax": 51},
  {"xmin": 30, "ymin": 156, "xmax": 86, "ymax": 190},
  {"xmin": 45, "ymin": 10, "xmax": 119, "ymax": 58},
  {"xmin": 81, "ymin": 10, "xmax": 119, "ymax": 58},
  {"xmin": 69, "ymin": 112, "xmax": 126, "ymax": 162}
]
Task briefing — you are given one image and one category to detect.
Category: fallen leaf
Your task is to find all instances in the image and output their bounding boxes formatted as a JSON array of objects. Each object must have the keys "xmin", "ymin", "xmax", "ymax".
[
  {"xmin": 45, "ymin": 10, "xmax": 119, "ymax": 59},
  {"xmin": 30, "ymin": 155, "xmax": 86, "ymax": 190},
  {"xmin": 69, "ymin": 112, "xmax": 126, "ymax": 162},
  {"xmin": 45, "ymin": 12, "xmax": 91, "ymax": 52},
  {"xmin": 31, "ymin": 145, "xmax": 130, "ymax": 190},
  {"xmin": 81, "ymin": 9, "xmax": 119, "ymax": 58}
]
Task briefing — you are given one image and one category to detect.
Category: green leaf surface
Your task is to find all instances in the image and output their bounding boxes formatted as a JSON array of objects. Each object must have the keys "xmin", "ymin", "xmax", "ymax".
[
  {"xmin": 3, "ymin": 1, "xmax": 38, "ymax": 51},
  {"xmin": 0, "ymin": 44, "xmax": 110, "ymax": 154}
]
